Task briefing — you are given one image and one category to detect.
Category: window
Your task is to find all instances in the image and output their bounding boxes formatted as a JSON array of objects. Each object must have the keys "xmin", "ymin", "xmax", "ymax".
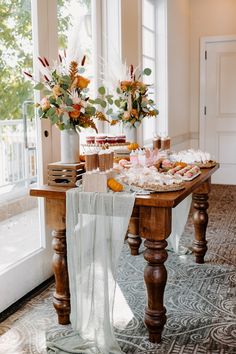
[
  {"xmin": 58, "ymin": 0, "xmax": 94, "ymax": 91},
  {"xmin": 57, "ymin": 0, "xmax": 121, "ymax": 137},
  {"xmin": 141, "ymin": 0, "xmax": 168, "ymax": 145},
  {"xmin": 141, "ymin": 0, "xmax": 157, "ymax": 145}
]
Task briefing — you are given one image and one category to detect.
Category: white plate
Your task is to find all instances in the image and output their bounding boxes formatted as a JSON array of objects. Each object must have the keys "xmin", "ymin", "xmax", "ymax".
[{"xmin": 182, "ymin": 172, "xmax": 201, "ymax": 181}]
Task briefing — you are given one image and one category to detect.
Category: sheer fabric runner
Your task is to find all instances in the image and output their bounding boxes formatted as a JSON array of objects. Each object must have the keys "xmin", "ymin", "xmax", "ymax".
[
  {"xmin": 47, "ymin": 190, "xmax": 135, "ymax": 354},
  {"xmin": 167, "ymin": 195, "xmax": 192, "ymax": 254}
]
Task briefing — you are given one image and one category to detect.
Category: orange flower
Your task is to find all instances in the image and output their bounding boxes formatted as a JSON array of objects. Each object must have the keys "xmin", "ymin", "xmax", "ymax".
[
  {"xmin": 69, "ymin": 104, "xmax": 81, "ymax": 119},
  {"xmin": 130, "ymin": 109, "xmax": 138, "ymax": 119},
  {"xmin": 135, "ymin": 81, "xmax": 147, "ymax": 91},
  {"xmin": 120, "ymin": 80, "xmax": 132, "ymax": 91},
  {"xmin": 73, "ymin": 75, "xmax": 90, "ymax": 90},
  {"xmin": 147, "ymin": 110, "xmax": 158, "ymax": 117}
]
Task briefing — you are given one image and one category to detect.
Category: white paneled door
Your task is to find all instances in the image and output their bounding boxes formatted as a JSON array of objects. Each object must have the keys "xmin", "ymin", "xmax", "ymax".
[{"xmin": 200, "ymin": 37, "xmax": 236, "ymax": 184}]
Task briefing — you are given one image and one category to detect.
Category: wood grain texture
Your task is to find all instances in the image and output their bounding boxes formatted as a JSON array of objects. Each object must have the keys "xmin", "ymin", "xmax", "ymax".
[
  {"xmin": 29, "ymin": 165, "xmax": 218, "ymax": 343},
  {"xmin": 192, "ymin": 178, "xmax": 211, "ymax": 264},
  {"xmin": 128, "ymin": 206, "xmax": 142, "ymax": 255},
  {"xmin": 30, "ymin": 164, "xmax": 219, "ymax": 207},
  {"xmin": 52, "ymin": 229, "xmax": 70, "ymax": 325},
  {"xmin": 139, "ymin": 206, "xmax": 172, "ymax": 240},
  {"xmin": 46, "ymin": 198, "xmax": 70, "ymax": 324},
  {"xmin": 144, "ymin": 239, "xmax": 168, "ymax": 343}
]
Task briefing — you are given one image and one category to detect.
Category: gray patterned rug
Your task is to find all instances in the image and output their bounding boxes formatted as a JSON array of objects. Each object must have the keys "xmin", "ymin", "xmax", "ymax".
[{"xmin": 0, "ymin": 185, "xmax": 235, "ymax": 353}]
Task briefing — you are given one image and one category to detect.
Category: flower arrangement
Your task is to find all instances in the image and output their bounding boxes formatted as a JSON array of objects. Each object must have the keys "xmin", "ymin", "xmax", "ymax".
[
  {"xmin": 24, "ymin": 54, "xmax": 107, "ymax": 132},
  {"xmin": 95, "ymin": 65, "xmax": 159, "ymax": 128}
]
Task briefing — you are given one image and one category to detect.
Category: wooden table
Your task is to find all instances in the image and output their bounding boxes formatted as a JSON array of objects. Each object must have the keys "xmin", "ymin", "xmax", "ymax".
[{"xmin": 30, "ymin": 164, "xmax": 218, "ymax": 343}]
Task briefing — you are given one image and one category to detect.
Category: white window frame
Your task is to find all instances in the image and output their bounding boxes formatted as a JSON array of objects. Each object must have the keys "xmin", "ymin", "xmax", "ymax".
[
  {"xmin": 156, "ymin": 0, "xmax": 168, "ymax": 137},
  {"xmin": 100, "ymin": 0, "xmax": 122, "ymax": 135},
  {"xmin": 141, "ymin": 0, "xmax": 168, "ymax": 146},
  {"xmin": 141, "ymin": 0, "xmax": 157, "ymax": 146}
]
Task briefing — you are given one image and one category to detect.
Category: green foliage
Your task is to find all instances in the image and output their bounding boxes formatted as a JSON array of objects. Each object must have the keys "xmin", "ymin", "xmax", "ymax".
[
  {"xmin": 0, "ymin": 0, "xmax": 34, "ymax": 120},
  {"xmin": 98, "ymin": 86, "xmax": 106, "ymax": 95},
  {"xmin": 0, "ymin": 0, "xmax": 78, "ymax": 120},
  {"xmin": 143, "ymin": 68, "xmax": 152, "ymax": 76}
]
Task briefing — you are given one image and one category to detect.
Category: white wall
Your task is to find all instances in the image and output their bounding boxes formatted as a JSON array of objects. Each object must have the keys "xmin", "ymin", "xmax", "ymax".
[
  {"xmin": 167, "ymin": 0, "xmax": 190, "ymax": 150},
  {"xmin": 190, "ymin": 0, "xmax": 236, "ymax": 146}
]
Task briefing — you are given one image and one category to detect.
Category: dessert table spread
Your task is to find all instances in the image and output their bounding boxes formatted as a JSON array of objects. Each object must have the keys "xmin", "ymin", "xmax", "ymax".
[{"xmin": 30, "ymin": 163, "xmax": 219, "ymax": 344}]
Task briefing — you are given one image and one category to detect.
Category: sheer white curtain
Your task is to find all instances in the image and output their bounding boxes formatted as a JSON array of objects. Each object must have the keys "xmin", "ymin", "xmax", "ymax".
[{"xmin": 47, "ymin": 190, "xmax": 135, "ymax": 354}]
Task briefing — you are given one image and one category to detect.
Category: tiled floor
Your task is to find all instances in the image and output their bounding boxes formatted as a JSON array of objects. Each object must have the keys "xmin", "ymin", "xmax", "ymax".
[{"xmin": 0, "ymin": 185, "xmax": 235, "ymax": 353}]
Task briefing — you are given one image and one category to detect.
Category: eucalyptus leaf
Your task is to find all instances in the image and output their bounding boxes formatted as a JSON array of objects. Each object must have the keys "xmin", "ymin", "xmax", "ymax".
[
  {"xmin": 143, "ymin": 68, "xmax": 152, "ymax": 76},
  {"xmin": 98, "ymin": 86, "xmax": 106, "ymax": 95},
  {"xmin": 60, "ymin": 75, "xmax": 71, "ymax": 86},
  {"xmin": 101, "ymin": 100, "xmax": 107, "ymax": 109},
  {"xmin": 64, "ymin": 106, "xmax": 74, "ymax": 112},
  {"xmin": 115, "ymin": 99, "xmax": 120, "ymax": 108},
  {"xmin": 94, "ymin": 98, "xmax": 103, "ymax": 105},
  {"xmin": 107, "ymin": 98, "xmax": 113, "ymax": 105},
  {"xmin": 106, "ymin": 108, "xmax": 113, "ymax": 115},
  {"xmin": 56, "ymin": 98, "xmax": 63, "ymax": 106},
  {"xmin": 86, "ymin": 106, "xmax": 96, "ymax": 115},
  {"xmin": 47, "ymin": 107, "xmax": 56, "ymax": 116},
  {"xmin": 50, "ymin": 114, "xmax": 58, "ymax": 124},
  {"xmin": 65, "ymin": 97, "xmax": 73, "ymax": 106}
]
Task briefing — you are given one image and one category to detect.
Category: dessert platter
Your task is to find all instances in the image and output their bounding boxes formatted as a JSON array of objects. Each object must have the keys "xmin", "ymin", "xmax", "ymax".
[
  {"xmin": 118, "ymin": 166, "xmax": 185, "ymax": 192},
  {"xmin": 167, "ymin": 165, "xmax": 201, "ymax": 181},
  {"xmin": 169, "ymin": 149, "xmax": 217, "ymax": 168},
  {"xmin": 81, "ymin": 134, "xmax": 217, "ymax": 194}
]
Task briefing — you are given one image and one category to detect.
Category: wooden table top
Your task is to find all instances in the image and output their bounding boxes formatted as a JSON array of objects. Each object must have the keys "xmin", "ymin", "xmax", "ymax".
[{"xmin": 30, "ymin": 164, "xmax": 219, "ymax": 208}]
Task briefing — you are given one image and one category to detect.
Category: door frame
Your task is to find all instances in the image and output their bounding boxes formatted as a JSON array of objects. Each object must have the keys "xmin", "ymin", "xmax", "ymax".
[
  {"xmin": 0, "ymin": 0, "xmax": 58, "ymax": 312},
  {"xmin": 199, "ymin": 35, "xmax": 236, "ymax": 150}
]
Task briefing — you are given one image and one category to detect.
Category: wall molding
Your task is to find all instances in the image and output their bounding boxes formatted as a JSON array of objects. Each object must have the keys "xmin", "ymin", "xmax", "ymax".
[
  {"xmin": 172, "ymin": 131, "xmax": 198, "ymax": 146},
  {"xmin": 143, "ymin": 131, "xmax": 198, "ymax": 148}
]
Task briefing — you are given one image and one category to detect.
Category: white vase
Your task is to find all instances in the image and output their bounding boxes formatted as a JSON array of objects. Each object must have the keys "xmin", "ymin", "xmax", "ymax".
[
  {"xmin": 60, "ymin": 129, "xmax": 80, "ymax": 164},
  {"xmin": 123, "ymin": 124, "xmax": 136, "ymax": 143}
]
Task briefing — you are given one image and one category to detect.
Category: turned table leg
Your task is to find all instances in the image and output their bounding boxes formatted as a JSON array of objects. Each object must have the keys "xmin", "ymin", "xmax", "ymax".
[
  {"xmin": 52, "ymin": 228, "xmax": 70, "ymax": 324},
  {"xmin": 127, "ymin": 234, "xmax": 142, "ymax": 256},
  {"xmin": 144, "ymin": 239, "xmax": 168, "ymax": 343},
  {"xmin": 46, "ymin": 198, "xmax": 70, "ymax": 325},
  {"xmin": 192, "ymin": 179, "xmax": 211, "ymax": 264},
  {"xmin": 140, "ymin": 206, "xmax": 171, "ymax": 343},
  {"xmin": 127, "ymin": 205, "xmax": 142, "ymax": 256}
]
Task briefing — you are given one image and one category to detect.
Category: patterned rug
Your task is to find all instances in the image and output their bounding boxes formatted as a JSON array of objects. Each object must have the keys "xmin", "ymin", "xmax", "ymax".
[{"xmin": 0, "ymin": 185, "xmax": 235, "ymax": 353}]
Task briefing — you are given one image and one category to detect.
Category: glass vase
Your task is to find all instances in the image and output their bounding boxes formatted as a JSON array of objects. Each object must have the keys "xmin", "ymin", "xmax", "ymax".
[{"xmin": 60, "ymin": 129, "xmax": 80, "ymax": 163}]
